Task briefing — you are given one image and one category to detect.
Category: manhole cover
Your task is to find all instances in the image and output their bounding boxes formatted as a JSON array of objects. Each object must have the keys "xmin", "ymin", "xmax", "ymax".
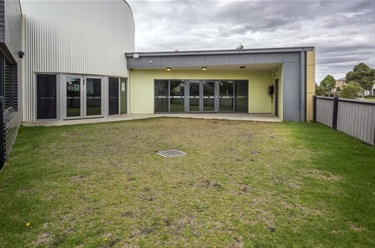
[{"xmin": 156, "ymin": 149, "xmax": 187, "ymax": 158}]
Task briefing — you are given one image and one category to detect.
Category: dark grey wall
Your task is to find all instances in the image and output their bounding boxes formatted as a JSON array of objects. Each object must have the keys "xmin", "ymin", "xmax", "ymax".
[
  {"xmin": 0, "ymin": 0, "xmax": 5, "ymax": 43},
  {"xmin": 283, "ymin": 62, "xmax": 302, "ymax": 121},
  {"xmin": 127, "ymin": 52, "xmax": 300, "ymax": 69},
  {"xmin": 0, "ymin": 0, "xmax": 22, "ymax": 64}
]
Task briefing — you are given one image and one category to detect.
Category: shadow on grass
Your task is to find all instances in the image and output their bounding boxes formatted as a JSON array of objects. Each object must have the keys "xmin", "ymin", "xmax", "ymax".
[{"xmin": 286, "ymin": 122, "xmax": 375, "ymax": 245}]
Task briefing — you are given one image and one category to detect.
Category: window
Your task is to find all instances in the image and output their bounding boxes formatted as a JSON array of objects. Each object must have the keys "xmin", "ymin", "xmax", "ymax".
[
  {"xmin": 37, "ymin": 74, "xmax": 57, "ymax": 119},
  {"xmin": 154, "ymin": 80, "xmax": 168, "ymax": 112},
  {"xmin": 0, "ymin": 53, "xmax": 18, "ymax": 111},
  {"xmin": 109, "ymin": 77, "xmax": 119, "ymax": 115}
]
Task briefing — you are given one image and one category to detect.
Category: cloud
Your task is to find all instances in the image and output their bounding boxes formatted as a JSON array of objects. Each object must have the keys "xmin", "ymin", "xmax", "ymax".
[{"xmin": 127, "ymin": 0, "xmax": 375, "ymax": 82}]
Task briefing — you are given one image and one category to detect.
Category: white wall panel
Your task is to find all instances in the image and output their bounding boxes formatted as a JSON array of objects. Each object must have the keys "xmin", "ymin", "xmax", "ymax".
[{"xmin": 21, "ymin": 0, "xmax": 135, "ymax": 121}]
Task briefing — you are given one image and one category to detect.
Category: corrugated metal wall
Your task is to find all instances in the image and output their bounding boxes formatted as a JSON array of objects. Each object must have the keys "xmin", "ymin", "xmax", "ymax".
[
  {"xmin": 337, "ymin": 101, "xmax": 375, "ymax": 145},
  {"xmin": 316, "ymin": 97, "xmax": 333, "ymax": 127},
  {"xmin": 21, "ymin": 0, "xmax": 135, "ymax": 122},
  {"xmin": 315, "ymin": 97, "xmax": 375, "ymax": 146}
]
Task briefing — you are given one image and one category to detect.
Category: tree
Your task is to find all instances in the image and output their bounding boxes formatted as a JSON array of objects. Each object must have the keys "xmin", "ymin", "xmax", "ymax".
[
  {"xmin": 315, "ymin": 83, "xmax": 326, "ymax": 96},
  {"xmin": 320, "ymin": 75, "xmax": 336, "ymax": 96},
  {"xmin": 339, "ymin": 81, "xmax": 364, "ymax": 99},
  {"xmin": 346, "ymin": 63, "xmax": 375, "ymax": 91}
]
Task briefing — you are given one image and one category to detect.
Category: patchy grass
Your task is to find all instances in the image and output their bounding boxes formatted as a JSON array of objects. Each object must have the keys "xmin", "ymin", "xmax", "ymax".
[{"xmin": 0, "ymin": 118, "xmax": 374, "ymax": 247}]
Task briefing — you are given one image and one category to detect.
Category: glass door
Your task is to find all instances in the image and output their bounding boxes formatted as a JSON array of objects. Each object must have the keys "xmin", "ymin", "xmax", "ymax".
[
  {"xmin": 85, "ymin": 77, "xmax": 102, "ymax": 116},
  {"xmin": 187, "ymin": 80, "xmax": 218, "ymax": 112},
  {"xmin": 219, "ymin": 81, "xmax": 234, "ymax": 112},
  {"xmin": 66, "ymin": 76, "xmax": 82, "ymax": 118},
  {"xmin": 203, "ymin": 81, "xmax": 216, "ymax": 112},
  {"xmin": 65, "ymin": 75, "xmax": 103, "ymax": 119},
  {"xmin": 188, "ymin": 81, "xmax": 200, "ymax": 112},
  {"xmin": 170, "ymin": 80, "xmax": 185, "ymax": 112}
]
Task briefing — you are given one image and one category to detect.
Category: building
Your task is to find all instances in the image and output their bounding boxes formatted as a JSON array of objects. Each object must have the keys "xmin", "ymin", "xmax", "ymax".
[
  {"xmin": 1, "ymin": 0, "xmax": 316, "ymax": 166},
  {"xmin": 21, "ymin": 0, "xmax": 135, "ymax": 122},
  {"xmin": 335, "ymin": 77, "xmax": 346, "ymax": 90},
  {"xmin": 126, "ymin": 48, "xmax": 315, "ymax": 122},
  {"xmin": 0, "ymin": 0, "xmax": 23, "ymax": 165},
  {"xmin": 19, "ymin": 0, "xmax": 315, "ymax": 123}
]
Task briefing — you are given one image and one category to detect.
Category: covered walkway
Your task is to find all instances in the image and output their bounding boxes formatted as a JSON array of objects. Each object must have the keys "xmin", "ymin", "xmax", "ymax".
[{"xmin": 23, "ymin": 113, "xmax": 281, "ymax": 127}]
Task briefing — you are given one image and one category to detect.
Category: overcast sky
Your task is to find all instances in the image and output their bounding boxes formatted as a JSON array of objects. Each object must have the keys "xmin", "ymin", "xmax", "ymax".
[{"xmin": 126, "ymin": 0, "xmax": 375, "ymax": 83}]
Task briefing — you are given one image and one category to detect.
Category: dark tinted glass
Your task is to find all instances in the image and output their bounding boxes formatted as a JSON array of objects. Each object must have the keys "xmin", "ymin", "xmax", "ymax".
[
  {"xmin": 203, "ymin": 81, "xmax": 215, "ymax": 111},
  {"xmin": 109, "ymin": 77, "xmax": 119, "ymax": 115},
  {"xmin": 170, "ymin": 80, "xmax": 184, "ymax": 112},
  {"xmin": 155, "ymin": 80, "xmax": 168, "ymax": 112},
  {"xmin": 219, "ymin": 81, "xmax": 234, "ymax": 112},
  {"xmin": 37, "ymin": 74, "xmax": 57, "ymax": 119},
  {"xmin": 235, "ymin": 80, "xmax": 248, "ymax": 112},
  {"xmin": 86, "ymin": 78, "xmax": 102, "ymax": 116}
]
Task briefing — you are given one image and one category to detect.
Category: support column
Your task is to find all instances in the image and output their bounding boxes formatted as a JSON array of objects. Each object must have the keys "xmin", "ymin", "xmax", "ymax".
[{"xmin": 300, "ymin": 51, "xmax": 306, "ymax": 122}]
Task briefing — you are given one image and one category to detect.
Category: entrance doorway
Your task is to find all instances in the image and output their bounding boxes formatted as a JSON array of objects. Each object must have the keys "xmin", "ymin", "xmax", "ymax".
[
  {"xmin": 187, "ymin": 80, "xmax": 217, "ymax": 112},
  {"xmin": 65, "ymin": 75, "xmax": 103, "ymax": 119},
  {"xmin": 155, "ymin": 79, "xmax": 248, "ymax": 113},
  {"xmin": 275, "ymin": 79, "xmax": 279, "ymax": 117}
]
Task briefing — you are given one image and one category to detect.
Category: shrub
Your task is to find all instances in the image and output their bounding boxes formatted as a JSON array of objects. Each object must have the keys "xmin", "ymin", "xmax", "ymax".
[{"xmin": 339, "ymin": 81, "xmax": 364, "ymax": 99}]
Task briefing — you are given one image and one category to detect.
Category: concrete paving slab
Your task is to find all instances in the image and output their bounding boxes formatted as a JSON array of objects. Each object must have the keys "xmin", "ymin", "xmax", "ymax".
[{"xmin": 23, "ymin": 113, "xmax": 281, "ymax": 127}]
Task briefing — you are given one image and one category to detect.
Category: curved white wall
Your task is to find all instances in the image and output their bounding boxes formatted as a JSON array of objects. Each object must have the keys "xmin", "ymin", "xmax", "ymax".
[{"xmin": 21, "ymin": 0, "xmax": 135, "ymax": 121}]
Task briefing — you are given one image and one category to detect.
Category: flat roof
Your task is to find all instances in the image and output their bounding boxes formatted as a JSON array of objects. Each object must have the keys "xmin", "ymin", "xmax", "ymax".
[{"xmin": 125, "ymin": 46, "xmax": 315, "ymax": 58}]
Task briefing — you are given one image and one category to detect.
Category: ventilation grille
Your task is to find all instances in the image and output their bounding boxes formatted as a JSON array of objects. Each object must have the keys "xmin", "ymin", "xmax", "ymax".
[{"xmin": 156, "ymin": 149, "xmax": 187, "ymax": 158}]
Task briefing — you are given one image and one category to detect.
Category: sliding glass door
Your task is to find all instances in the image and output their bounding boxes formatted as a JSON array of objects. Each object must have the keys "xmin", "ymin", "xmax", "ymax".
[
  {"xmin": 203, "ymin": 81, "xmax": 216, "ymax": 112},
  {"xmin": 187, "ymin": 80, "xmax": 217, "ymax": 112},
  {"xmin": 219, "ymin": 81, "xmax": 234, "ymax": 112},
  {"xmin": 66, "ymin": 76, "xmax": 82, "ymax": 118},
  {"xmin": 170, "ymin": 80, "xmax": 185, "ymax": 112},
  {"xmin": 65, "ymin": 75, "xmax": 103, "ymax": 119},
  {"xmin": 86, "ymin": 78, "xmax": 102, "ymax": 116},
  {"xmin": 154, "ymin": 80, "xmax": 248, "ymax": 113},
  {"xmin": 188, "ymin": 81, "xmax": 200, "ymax": 112}
]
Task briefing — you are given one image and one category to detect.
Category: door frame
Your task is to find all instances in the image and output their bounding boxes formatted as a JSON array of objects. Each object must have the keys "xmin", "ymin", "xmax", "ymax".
[
  {"xmin": 186, "ymin": 80, "xmax": 201, "ymax": 112},
  {"xmin": 186, "ymin": 80, "xmax": 218, "ymax": 112},
  {"xmin": 63, "ymin": 74, "xmax": 104, "ymax": 119},
  {"xmin": 275, "ymin": 79, "xmax": 279, "ymax": 117}
]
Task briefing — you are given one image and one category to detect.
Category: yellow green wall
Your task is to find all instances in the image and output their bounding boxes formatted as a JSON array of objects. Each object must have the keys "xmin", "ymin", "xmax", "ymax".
[
  {"xmin": 306, "ymin": 49, "xmax": 316, "ymax": 121},
  {"xmin": 271, "ymin": 65, "xmax": 284, "ymax": 121},
  {"xmin": 249, "ymin": 71, "xmax": 273, "ymax": 113},
  {"xmin": 129, "ymin": 69, "xmax": 274, "ymax": 114}
]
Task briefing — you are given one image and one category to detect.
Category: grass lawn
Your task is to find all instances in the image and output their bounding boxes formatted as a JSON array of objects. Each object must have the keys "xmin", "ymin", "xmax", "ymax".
[
  {"xmin": 364, "ymin": 96, "xmax": 375, "ymax": 102},
  {"xmin": 0, "ymin": 118, "xmax": 374, "ymax": 247}
]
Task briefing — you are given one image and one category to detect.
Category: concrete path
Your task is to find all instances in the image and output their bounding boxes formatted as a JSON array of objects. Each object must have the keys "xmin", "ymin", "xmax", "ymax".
[{"xmin": 23, "ymin": 113, "xmax": 281, "ymax": 127}]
